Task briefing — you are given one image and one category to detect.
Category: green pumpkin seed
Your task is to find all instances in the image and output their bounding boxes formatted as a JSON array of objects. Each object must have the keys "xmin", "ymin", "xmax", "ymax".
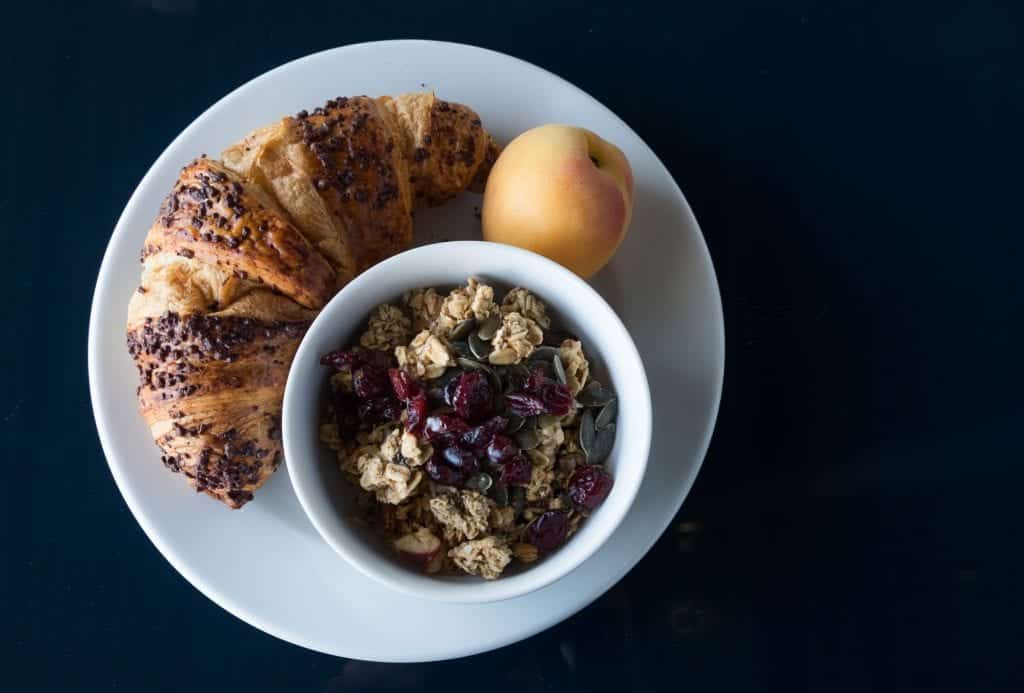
[
  {"xmin": 528, "ymin": 346, "xmax": 560, "ymax": 362},
  {"xmin": 450, "ymin": 341, "xmax": 472, "ymax": 359},
  {"xmin": 552, "ymin": 353, "xmax": 567, "ymax": 385},
  {"xmin": 486, "ymin": 369, "xmax": 504, "ymax": 408},
  {"xmin": 508, "ymin": 363, "xmax": 531, "ymax": 380},
  {"xmin": 533, "ymin": 360, "xmax": 554, "ymax": 379},
  {"xmin": 435, "ymin": 367, "xmax": 462, "ymax": 388},
  {"xmin": 469, "ymin": 332, "xmax": 492, "ymax": 360},
  {"xmin": 515, "ymin": 428, "xmax": 540, "ymax": 450},
  {"xmin": 579, "ymin": 408, "xmax": 596, "ymax": 456},
  {"xmin": 578, "ymin": 381, "xmax": 615, "ymax": 407},
  {"xmin": 504, "ymin": 414, "xmax": 526, "ymax": 434},
  {"xmin": 587, "ymin": 423, "xmax": 616, "ymax": 464},
  {"xmin": 457, "ymin": 356, "xmax": 487, "ymax": 371},
  {"xmin": 465, "ymin": 472, "xmax": 494, "ymax": 493},
  {"xmin": 477, "ymin": 314, "xmax": 501, "ymax": 341},
  {"xmin": 511, "ymin": 487, "xmax": 526, "ymax": 517},
  {"xmin": 490, "ymin": 482, "xmax": 509, "ymax": 506},
  {"xmin": 595, "ymin": 399, "xmax": 618, "ymax": 430},
  {"xmin": 450, "ymin": 318, "xmax": 476, "ymax": 341},
  {"xmin": 538, "ymin": 414, "xmax": 559, "ymax": 428}
]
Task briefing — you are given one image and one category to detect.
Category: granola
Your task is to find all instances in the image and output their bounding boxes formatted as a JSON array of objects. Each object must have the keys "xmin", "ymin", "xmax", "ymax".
[
  {"xmin": 359, "ymin": 304, "xmax": 412, "ymax": 351},
  {"xmin": 559, "ymin": 339, "xmax": 590, "ymax": 396},
  {"xmin": 449, "ymin": 536, "xmax": 512, "ymax": 579},
  {"xmin": 434, "ymin": 277, "xmax": 498, "ymax": 337},
  {"xmin": 318, "ymin": 278, "xmax": 618, "ymax": 579},
  {"xmin": 429, "ymin": 490, "xmax": 493, "ymax": 543},
  {"xmin": 395, "ymin": 330, "xmax": 453, "ymax": 379},
  {"xmin": 403, "ymin": 288, "xmax": 444, "ymax": 332},
  {"xmin": 500, "ymin": 287, "xmax": 551, "ymax": 329},
  {"xmin": 488, "ymin": 312, "xmax": 544, "ymax": 365}
]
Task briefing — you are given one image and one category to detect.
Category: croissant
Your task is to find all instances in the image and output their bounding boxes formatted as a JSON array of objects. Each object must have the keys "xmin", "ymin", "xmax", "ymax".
[{"xmin": 126, "ymin": 94, "xmax": 498, "ymax": 508}]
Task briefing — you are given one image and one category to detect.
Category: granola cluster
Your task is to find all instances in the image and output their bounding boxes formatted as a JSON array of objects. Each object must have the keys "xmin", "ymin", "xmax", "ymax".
[{"xmin": 319, "ymin": 279, "xmax": 617, "ymax": 579}]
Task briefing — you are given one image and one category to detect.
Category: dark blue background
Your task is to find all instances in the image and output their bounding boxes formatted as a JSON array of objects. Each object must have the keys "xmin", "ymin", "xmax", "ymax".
[{"xmin": 6, "ymin": 1, "xmax": 1022, "ymax": 691}]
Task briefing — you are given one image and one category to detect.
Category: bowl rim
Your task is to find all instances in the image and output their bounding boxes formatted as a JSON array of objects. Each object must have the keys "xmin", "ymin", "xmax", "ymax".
[{"xmin": 283, "ymin": 240, "xmax": 652, "ymax": 603}]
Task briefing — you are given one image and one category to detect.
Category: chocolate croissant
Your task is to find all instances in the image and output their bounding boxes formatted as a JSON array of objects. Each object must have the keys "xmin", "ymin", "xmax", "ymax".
[{"xmin": 126, "ymin": 94, "xmax": 498, "ymax": 508}]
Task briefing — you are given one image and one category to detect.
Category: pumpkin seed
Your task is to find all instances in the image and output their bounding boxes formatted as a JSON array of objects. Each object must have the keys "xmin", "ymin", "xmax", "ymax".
[
  {"xmin": 528, "ymin": 345, "xmax": 560, "ymax": 362},
  {"xmin": 450, "ymin": 318, "xmax": 476, "ymax": 341},
  {"xmin": 436, "ymin": 367, "xmax": 463, "ymax": 386},
  {"xmin": 457, "ymin": 356, "xmax": 487, "ymax": 371},
  {"xmin": 538, "ymin": 414, "xmax": 559, "ymax": 428},
  {"xmin": 490, "ymin": 482, "xmax": 509, "ymax": 506},
  {"xmin": 508, "ymin": 363, "xmax": 531, "ymax": 380},
  {"xmin": 504, "ymin": 414, "xmax": 526, "ymax": 434},
  {"xmin": 587, "ymin": 423, "xmax": 616, "ymax": 464},
  {"xmin": 500, "ymin": 368, "xmax": 521, "ymax": 392},
  {"xmin": 450, "ymin": 341, "xmax": 472, "ymax": 359},
  {"xmin": 465, "ymin": 472, "xmax": 494, "ymax": 493},
  {"xmin": 579, "ymin": 408, "xmax": 596, "ymax": 456},
  {"xmin": 477, "ymin": 314, "xmax": 501, "ymax": 341},
  {"xmin": 532, "ymin": 360, "xmax": 554, "ymax": 379},
  {"xmin": 595, "ymin": 398, "xmax": 618, "ymax": 430},
  {"xmin": 524, "ymin": 415, "xmax": 539, "ymax": 430},
  {"xmin": 469, "ymin": 332, "xmax": 492, "ymax": 360},
  {"xmin": 511, "ymin": 487, "xmax": 526, "ymax": 517},
  {"xmin": 578, "ymin": 381, "xmax": 615, "ymax": 407},
  {"xmin": 486, "ymin": 369, "xmax": 504, "ymax": 408},
  {"xmin": 515, "ymin": 428, "xmax": 540, "ymax": 450},
  {"xmin": 552, "ymin": 353, "xmax": 567, "ymax": 385}
]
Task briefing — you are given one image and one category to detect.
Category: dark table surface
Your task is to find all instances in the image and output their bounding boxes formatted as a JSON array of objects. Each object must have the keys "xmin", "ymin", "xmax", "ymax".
[{"xmin": 7, "ymin": 1, "xmax": 1022, "ymax": 691}]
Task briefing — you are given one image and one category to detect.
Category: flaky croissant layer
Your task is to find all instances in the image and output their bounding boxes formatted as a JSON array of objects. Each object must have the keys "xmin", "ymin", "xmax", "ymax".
[{"xmin": 126, "ymin": 93, "xmax": 497, "ymax": 508}]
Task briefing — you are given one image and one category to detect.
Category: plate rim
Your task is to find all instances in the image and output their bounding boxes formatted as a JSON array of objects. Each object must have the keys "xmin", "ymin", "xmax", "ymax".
[{"xmin": 87, "ymin": 38, "xmax": 725, "ymax": 660}]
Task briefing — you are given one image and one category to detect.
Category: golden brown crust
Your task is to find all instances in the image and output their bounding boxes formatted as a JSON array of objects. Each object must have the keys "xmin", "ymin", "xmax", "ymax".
[
  {"xmin": 377, "ymin": 93, "xmax": 494, "ymax": 208},
  {"xmin": 287, "ymin": 97, "xmax": 414, "ymax": 272},
  {"xmin": 129, "ymin": 93, "xmax": 498, "ymax": 508},
  {"xmin": 142, "ymin": 158, "xmax": 335, "ymax": 310},
  {"xmin": 127, "ymin": 310, "xmax": 309, "ymax": 508}
]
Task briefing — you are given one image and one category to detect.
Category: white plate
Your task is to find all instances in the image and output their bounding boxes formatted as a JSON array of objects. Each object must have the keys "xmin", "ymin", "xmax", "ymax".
[{"xmin": 88, "ymin": 40, "xmax": 724, "ymax": 661}]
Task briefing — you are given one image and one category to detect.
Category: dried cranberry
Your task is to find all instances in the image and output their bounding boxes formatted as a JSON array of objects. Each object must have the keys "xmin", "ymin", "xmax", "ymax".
[
  {"xmin": 499, "ymin": 453, "xmax": 532, "ymax": 486},
  {"xmin": 361, "ymin": 349, "xmax": 394, "ymax": 370},
  {"xmin": 568, "ymin": 465, "xmax": 614, "ymax": 511},
  {"xmin": 332, "ymin": 391, "xmax": 359, "ymax": 440},
  {"xmin": 356, "ymin": 398, "xmax": 377, "ymax": 423},
  {"xmin": 425, "ymin": 457, "xmax": 465, "ymax": 486},
  {"xmin": 423, "ymin": 414, "xmax": 470, "ymax": 445},
  {"xmin": 405, "ymin": 393, "xmax": 429, "ymax": 434},
  {"xmin": 378, "ymin": 397, "xmax": 404, "ymax": 422},
  {"xmin": 353, "ymin": 365, "xmax": 389, "ymax": 399},
  {"xmin": 461, "ymin": 415, "xmax": 509, "ymax": 452},
  {"xmin": 356, "ymin": 396, "xmax": 401, "ymax": 424},
  {"xmin": 505, "ymin": 393, "xmax": 546, "ymax": 417},
  {"xmin": 389, "ymin": 368, "xmax": 424, "ymax": 401},
  {"xmin": 320, "ymin": 347, "xmax": 393, "ymax": 371},
  {"xmin": 442, "ymin": 446, "xmax": 480, "ymax": 474},
  {"xmin": 320, "ymin": 349, "xmax": 363, "ymax": 371},
  {"xmin": 527, "ymin": 511, "xmax": 569, "ymax": 552},
  {"xmin": 538, "ymin": 382, "xmax": 573, "ymax": 416},
  {"xmin": 452, "ymin": 371, "xmax": 494, "ymax": 423},
  {"xmin": 486, "ymin": 434, "xmax": 519, "ymax": 466},
  {"xmin": 524, "ymin": 365, "xmax": 548, "ymax": 394}
]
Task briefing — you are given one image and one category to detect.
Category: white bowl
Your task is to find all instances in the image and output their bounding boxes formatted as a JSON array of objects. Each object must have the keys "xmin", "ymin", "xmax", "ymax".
[{"xmin": 283, "ymin": 241, "xmax": 652, "ymax": 603}]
